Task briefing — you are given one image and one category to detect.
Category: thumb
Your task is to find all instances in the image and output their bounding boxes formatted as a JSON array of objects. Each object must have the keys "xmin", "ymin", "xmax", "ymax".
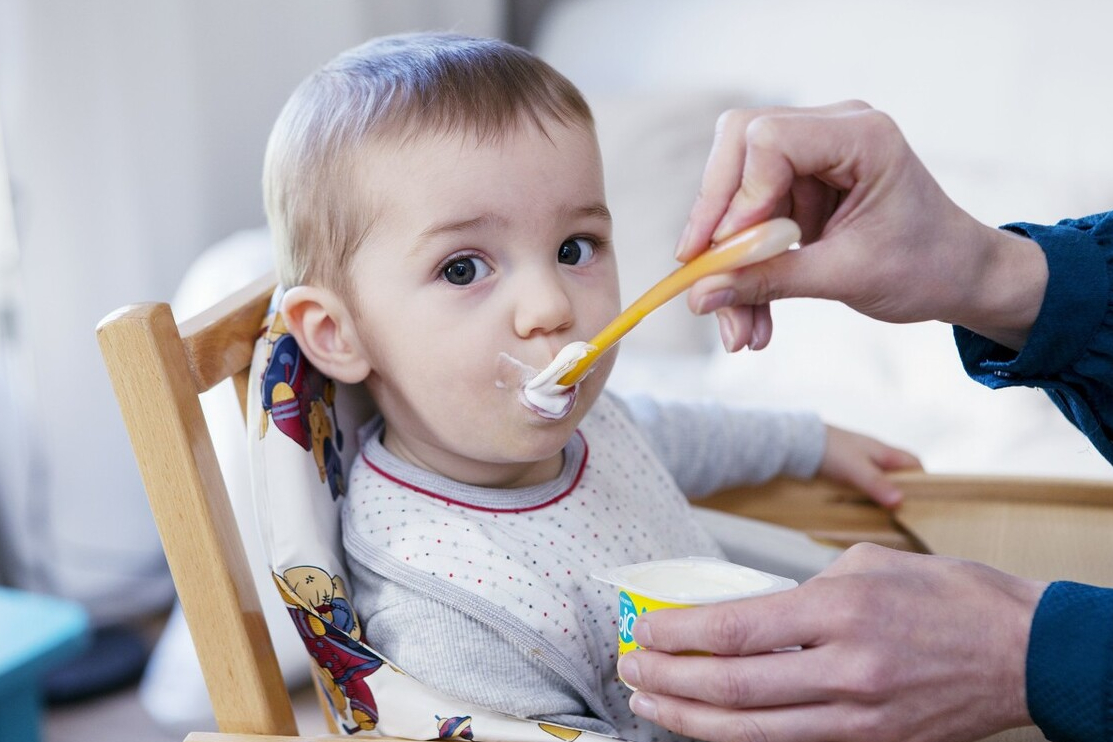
[{"xmin": 688, "ymin": 246, "xmax": 832, "ymax": 312}]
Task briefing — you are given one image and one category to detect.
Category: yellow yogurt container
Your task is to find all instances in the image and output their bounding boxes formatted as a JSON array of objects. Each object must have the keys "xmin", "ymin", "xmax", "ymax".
[{"xmin": 593, "ymin": 557, "xmax": 797, "ymax": 656}]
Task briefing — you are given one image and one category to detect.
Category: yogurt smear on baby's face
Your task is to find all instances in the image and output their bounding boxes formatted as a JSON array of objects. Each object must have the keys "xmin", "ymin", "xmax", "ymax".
[{"xmin": 499, "ymin": 341, "xmax": 593, "ymax": 420}]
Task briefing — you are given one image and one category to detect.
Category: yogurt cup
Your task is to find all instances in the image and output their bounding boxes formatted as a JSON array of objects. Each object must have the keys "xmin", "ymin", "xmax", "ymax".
[{"xmin": 592, "ymin": 557, "xmax": 797, "ymax": 656}]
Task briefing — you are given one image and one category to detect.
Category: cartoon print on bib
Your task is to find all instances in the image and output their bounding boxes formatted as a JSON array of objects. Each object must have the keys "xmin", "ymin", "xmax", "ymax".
[
  {"xmin": 259, "ymin": 306, "xmax": 346, "ymax": 500},
  {"xmin": 539, "ymin": 724, "xmax": 583, "ymax": 741},
  {"xmin": 282, "ymin": 565, "xmax": 362, "ymax": 641},
  {"xmin": 277, "ymin": 571, "xmax": 382, "ymax": 732},
  {"xmin": 437, "ymin": 714, "xmax": 475, "ymax": 740}
]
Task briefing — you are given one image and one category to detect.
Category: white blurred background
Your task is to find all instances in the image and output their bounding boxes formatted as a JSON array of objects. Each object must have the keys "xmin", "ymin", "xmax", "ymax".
[{"xmin": 2, "ymin": 0, "xmax": 1111, "ymax": 734}]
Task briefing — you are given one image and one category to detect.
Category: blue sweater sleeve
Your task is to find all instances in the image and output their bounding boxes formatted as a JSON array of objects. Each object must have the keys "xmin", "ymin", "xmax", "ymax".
[
  {"xmin": 953, "ymin": 211, "xmax": 1113, "ymax": 464},
  {"xmin": 1026, "ymin": 582, "xmax": 1113, "ymax": 741},
  {"xmin": 954, "ymin": 212, "xmax": 1113, "ymax": 740}
]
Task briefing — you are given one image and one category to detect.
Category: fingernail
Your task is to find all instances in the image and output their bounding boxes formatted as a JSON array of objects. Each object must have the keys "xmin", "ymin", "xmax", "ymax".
[
  {"xmin": 717, "ymin": 310, "xmax": 745, "ymax": 352},
  {"xmin": 675, "ymin": 223, "xmax": 692, "ymax": 259},
  {"xmin": 632, "ymin": 616, "xmax": 653, "ymax": 647},
  {"xmin": 695, "ymin": 289, "xmax": 738, "ymax": 315},
  {"xmin": 629, "ymin": 691, "xmax": 658, "ymax": 721},
  {"xmin": 750, "ymin": 320, "xmax": 770, "ymax": 351},
  {"xmin": 617, "ymin": 653, "xmax": 641, "ymax": 688},
  {"xmin": 712, "ymin": 213, "xmax": 746, "ymax": 244},
  {"xmin": 712, "ymin": 219, "xmax": 738, "ymax": 244}
]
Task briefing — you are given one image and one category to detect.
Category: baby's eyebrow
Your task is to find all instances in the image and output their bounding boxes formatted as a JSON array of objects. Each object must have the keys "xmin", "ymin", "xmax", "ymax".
[
  {"xmin": 420, "ymin": 212, "xmax": 508, "ymax": 239},
  {"xmin": 562, "ymin": 203, "xmax": 612, "ymax": 223},
  {"xmin": 417, "ymin": 203, "xmax": 612, "ymax": 249}
]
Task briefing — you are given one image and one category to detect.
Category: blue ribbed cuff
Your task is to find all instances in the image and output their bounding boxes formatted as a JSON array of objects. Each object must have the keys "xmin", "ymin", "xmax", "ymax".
[
  {"xmin": 955, "ymin": 220, "xmax": 1108, "ymax": 384},
  {"xmin": 1026, "ymin": 581, "xmax": 1113, "ymax": 741}
]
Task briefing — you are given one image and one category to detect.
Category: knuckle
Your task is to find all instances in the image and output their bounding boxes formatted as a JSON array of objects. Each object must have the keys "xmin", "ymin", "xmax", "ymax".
[
  {"xmin": 717, "ymin": 663, "xmax": 755, "ymax": 707},
  {"xmin": 807, "ymin": 574, "xmax": 869, "ymax": 632},
  {"xmin": 844, "ymin": 705, "xmax": 890, "ymax": 742},
  {"xmin": 841, "ymin": 541, "xmax": 884, "ymax": 567},
  {"xmin": 743, "ymin": 114, "xmax": 779, "ymax": 148},
  {"xmin": 838, "ymin": 98, "xmax": 874, "ymax": 112},
  {"xmin": 714, "ymin": 108, "xmax": 749, "ymax": 138},
  {"xmin": 846, "ymin": 654, "xmax": 895, "ymax": 703},
  {"xmin": 750, "ymin": 270, "xmax": 782, "ymax": 304},
  {"xmin": 732, "ymin": 715, "xmax": 773, "ymax": 742},
  {"xmin": 861, "ymin": 470, "xmax": 889, "ymax": 497},
  {"xmin": 705, "ymin": 607, "xmax": 751, "ymax": 652},
  {"xmin": 650, "ymin": 701, "xmax": 696, "ymax": 739},
  {"xmin": 823, "ymin": 595, "xmax": 863, "ymax": 636},
  {"xmin": 858, "ymin": 108, "xmax": 900, "ymax": 140},
  {"xmin": 691, "ymin": 188, "xmax": 723, "ymax": 217},
  {"xmin": 656, "ymin": 703, "xmax": 770, "ymax": 742}
]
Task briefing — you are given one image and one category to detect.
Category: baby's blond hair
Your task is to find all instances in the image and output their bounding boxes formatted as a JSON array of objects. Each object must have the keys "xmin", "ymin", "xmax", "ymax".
[{"xmin": 263, "ymin": 32, "xmax": 593, "ymax": 295}]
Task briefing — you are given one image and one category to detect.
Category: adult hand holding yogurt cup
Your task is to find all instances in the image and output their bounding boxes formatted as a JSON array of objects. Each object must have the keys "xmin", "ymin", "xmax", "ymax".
[
  {"xmin": 594, "ymin": 557, "xmax": 796, "ymax": 662},
  {"xmin": 615, "ymin": 545, "xmax": 1045, "ymax": 742}
]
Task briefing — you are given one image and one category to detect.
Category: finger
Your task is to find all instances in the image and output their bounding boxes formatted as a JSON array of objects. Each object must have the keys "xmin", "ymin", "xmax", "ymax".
[
  {"xmin": 880, "ymin": 447, "xmax": 923, "ymax": 472},
  {"xmin": 687, "ymin": 248, "xmax": 804, "ymax": 310},
  {"xmin": 677, "ymin": 109, "xmax": 757, "ymax": 262},
  {"xmin": 680, "ymin": 101, "xmax": 873, "ymax": 260},
  {"xmin": 846, "ymin": 467, "xmax": 904, "ymax": 509},
  {"xmin": 749, "ymin": 303, "xmax": 773, "ymax": 350},
  {"xmin": 787, "ymin": 172, "xmax": 845, "ymax": 244},
  {"xmin": 866, "ymin": 449, "xmax": 924, "ymax": 508},
  {"xmin": 698, "ymin": 231, "xmax": 865, "ymax": 308},
  {"xmin": 620, "ymin": 647, "xmax": 837, "ymax": 709},
  {"xmin": 842, "ymin": 440, "xmax": 925, "ymax": 507},
  {"xmin": 711, "ymin": 105, "xmax": 881, "ymax": 243},
  {"xmin": 716, "ymin": 305, "xmax": 754, "ymax": 352},
  {"xmin": 693, "ymin": 295, "xmax": 771, "ymax": 352},
  {"xmin": 714, "ymin": 145, "xmax": 795, "ymax": 244},
  {"xmin": 689, "ymin": 273, "xmax": 742, "ymax": 315},
  {"xmin": 629, "ymin": 690, "xmax": 849, "ymax": 742},
  {"xmin": 633, "ymin": 590, "xmax": 818, "ymax": 655}
]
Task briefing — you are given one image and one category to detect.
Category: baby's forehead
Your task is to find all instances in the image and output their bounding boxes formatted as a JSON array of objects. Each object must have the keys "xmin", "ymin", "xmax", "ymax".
[
  {"xmin": 355, "ymin": 119, "xmax": 602, "ymax": 197},
  {"xmin": 363, "ymin": 111, "xmax": 597, "ymax": 159}
]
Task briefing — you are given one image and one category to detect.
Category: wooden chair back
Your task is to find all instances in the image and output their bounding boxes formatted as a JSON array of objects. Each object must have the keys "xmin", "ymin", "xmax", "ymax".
[{"xmin": 97, "ymin": 274, "xmax": 297, "ymax": 735}]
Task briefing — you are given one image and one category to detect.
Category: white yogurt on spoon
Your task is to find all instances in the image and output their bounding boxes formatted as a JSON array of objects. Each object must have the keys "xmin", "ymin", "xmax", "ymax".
[
  {"xmin": 498, "ymin": 341, "xmax": 593, "ymax": 420},
  {"xmin": 524, "ymin": 341, "xmax": 592, "ymax": 416}
]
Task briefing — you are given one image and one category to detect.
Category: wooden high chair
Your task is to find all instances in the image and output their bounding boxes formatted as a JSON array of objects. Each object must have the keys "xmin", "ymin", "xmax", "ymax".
[{"xmin": 97, "ymin": 275, "xmax": 1113, "ymax": 742}]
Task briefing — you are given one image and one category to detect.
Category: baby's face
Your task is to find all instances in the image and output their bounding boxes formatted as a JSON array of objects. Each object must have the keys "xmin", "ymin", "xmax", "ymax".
[{"xmin": 346, "ymin": 120, "xmax": 620, "ymax": 488}]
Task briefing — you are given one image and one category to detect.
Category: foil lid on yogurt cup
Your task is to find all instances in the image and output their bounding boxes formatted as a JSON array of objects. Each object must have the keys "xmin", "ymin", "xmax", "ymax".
[{"xmin": 592, "ymin": 556, "xmax": 797, "ymax": 604}]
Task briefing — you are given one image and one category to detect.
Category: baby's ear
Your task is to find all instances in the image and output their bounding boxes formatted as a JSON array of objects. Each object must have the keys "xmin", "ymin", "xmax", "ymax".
[{"xmin": 280, "ymin": 286, "xmax": 371, "ymax": 384}]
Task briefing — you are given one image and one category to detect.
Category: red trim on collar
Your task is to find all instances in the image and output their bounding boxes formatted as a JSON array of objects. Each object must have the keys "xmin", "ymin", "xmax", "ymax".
[{"xmin": 361, "ymin": 430, "xmax": 589, "ymax": 514}]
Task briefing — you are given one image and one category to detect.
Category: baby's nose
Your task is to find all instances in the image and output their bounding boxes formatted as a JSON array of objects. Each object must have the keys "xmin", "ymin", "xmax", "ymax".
[{"xmin": 513, "ymin": 276, "xmax": 574, "ymax": 338}]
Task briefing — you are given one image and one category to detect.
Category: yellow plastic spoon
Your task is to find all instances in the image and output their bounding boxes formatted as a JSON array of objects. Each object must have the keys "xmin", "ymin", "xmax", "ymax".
[{"xmin": 556, "ymin": 217, "xmax": 801, "ymax": 386}]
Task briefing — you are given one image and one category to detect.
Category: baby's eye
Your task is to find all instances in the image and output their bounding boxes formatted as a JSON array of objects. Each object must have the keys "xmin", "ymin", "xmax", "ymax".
[
  {"xmin": 557, "ymin": 237, "xmax": 595, "ymax": 266},
  {"xmin": 442, "ymin": 255, "xmax": 492, "ymax": 286}
]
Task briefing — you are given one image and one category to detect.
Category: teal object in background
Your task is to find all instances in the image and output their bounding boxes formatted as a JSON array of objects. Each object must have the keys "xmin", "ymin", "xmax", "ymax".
[{"xmin": 0, "ymin": 586, "xmax": 90, "ymax": 742}]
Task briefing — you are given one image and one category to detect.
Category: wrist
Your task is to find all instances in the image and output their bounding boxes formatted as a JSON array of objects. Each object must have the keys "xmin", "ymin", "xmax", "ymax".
[
  {"xmin": 952, "ymin": 226, "xmax": 1048, "ymax": 351},
  {"xmin": 1001, "ymin": 574, "xmax": 1048, "ymax": 731}
]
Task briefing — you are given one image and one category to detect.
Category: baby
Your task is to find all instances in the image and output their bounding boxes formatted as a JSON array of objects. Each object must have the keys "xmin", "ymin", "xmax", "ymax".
[{"xmin": 265, "ymin": 32, "xmax": 919, "ymax": 742}]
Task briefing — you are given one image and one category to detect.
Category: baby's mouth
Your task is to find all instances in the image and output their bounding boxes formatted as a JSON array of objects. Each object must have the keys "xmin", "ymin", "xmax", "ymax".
[
  {"xmin": 497, "ymin": 342, "xmax": 591, "ymax": 421},
  {"xmin": 523, "ymin": 383, "xmax": 577, "ymax": 420}
]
